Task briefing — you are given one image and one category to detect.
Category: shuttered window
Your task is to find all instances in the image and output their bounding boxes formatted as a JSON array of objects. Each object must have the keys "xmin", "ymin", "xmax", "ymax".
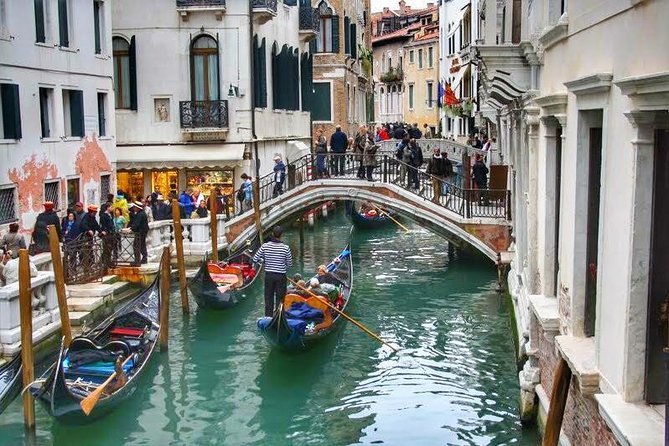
[
  {"xmin": 316, "ymin": 2, "xmax": 339, "ymax": 53},
  {"xmin": 63, "ymin": 89, "xmax": 84, "ymax": 137},
  {"xmin": 39, "ymin": 87, "xmax": 52, "ymax": 138},
  {"xmin": 350, "ymin": 23, "xmax": 357, "ymax": 59},
  {"xmin": 344, "ymin": 16, "xmax": 350, "ymax": 55},
  {"xmin": 300, "ymin": 52, "xmax": 313, "ymax": 112},
  {"xmin": 0, "ymin": 84, "xmax": 22, "ymax": 140},
  {"xmin": 312, "ymin": 82, "xmax": 331, "ymax": 122},
  {"xmin": 58, "ymin": 0, "xmax": 69, "ymax": 47},
  {"xmin": 272, "ymin": 43, "xmax": 300, "ymax": 111},
  {"xmin": 93, "ymin": 1, "xmax": 102, "ymax": 54},
  {"xmin": 97, "ymin": 92, "xmax": 107, "ymax": 137},
  {"xmin": 129, "ymin": 36, "xmax": 138, "ymax": 110},
  {"xmin": 34, "ymin": 0, "xmax": 46, "ymax": 43},
  {"xmin": 253, "ymin": 35, "xmax": 267, "ymax": 108}
]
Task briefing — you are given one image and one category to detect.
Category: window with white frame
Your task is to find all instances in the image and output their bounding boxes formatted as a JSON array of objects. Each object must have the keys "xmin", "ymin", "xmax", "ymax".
[
  {"xmin": 408, "ymin": 84, "xmax": 414, "ymax": 109},
  {"xmin": 63, "ymin": 89, "xmax": 84, "ymax": 137},
  {"xmin": 44, "ymin": 181, "xmax": 60, "ymax": 210},
  {"xmin": 39, "ymin": 87, "xmax": 54, "ymax": 138}
]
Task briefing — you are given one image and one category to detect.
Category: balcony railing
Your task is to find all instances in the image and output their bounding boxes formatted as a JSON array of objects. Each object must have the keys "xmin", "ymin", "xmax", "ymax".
[
  {"xmin": 179, "ymin": 100, "xmax": 229, "ymax": 130},
  {"xmin": 299, "ymin": 6, "xmax": 319, "ymax": 33},
  {"xmin": 379, "ymin": 67, "xmax": 403, "ymax": 83},
  {"xmin": 176, "ymin": 0, "xmax": 225, "ymax": 6},
  {"xmin": 252, "ymin": 0, "xmax": 277, "ymax": 15}
]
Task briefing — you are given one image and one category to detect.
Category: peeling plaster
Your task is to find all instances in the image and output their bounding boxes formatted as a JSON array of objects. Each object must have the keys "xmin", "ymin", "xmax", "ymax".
[{"xmin": 7, "ymin": 154, "xmax": 59, "ymax": 229}]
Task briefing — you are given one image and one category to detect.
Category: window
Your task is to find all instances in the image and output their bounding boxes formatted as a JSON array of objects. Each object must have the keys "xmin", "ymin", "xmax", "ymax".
[
  {"xmin": 409, "ymin": 50, "xmax": 414, "ymax": 63},
  {"xmin": 62, "ymin": 89, "xmax": 84, "ymax": 137},
  {"xmin": 0, "ymin": 186, "xmax": 17, "ymax": 225},
  {"xmin": 350, "ymin": 23, "xmax": 357, "ymax": 58},
  {"xmin": 58, "ymin": 0, "xmax": 69, "ymax": 47},
  {"xmin": 388, "ymin": 57, "xmax": 392, "ymax": 69},
  {"xmin": 66, "ymin": 178, "xmax": 80, "ymax": 210},
  {"xmin": 428, "ymin": 46, "xmax": 433, "ymax": 68},
  {"xmin": 300, "ymin": 52, "xmax": 313, "ymax": 112},
  {"xmin": 312, "ymin": 82, "xmax": 331, "ymax": 121},
  {"xmin": 44, "ymin": 181, "xmax": 60, "ymax": 211},
  {"xmin": 93, "ymin": 0, "xmax": 102, "ymax": 54},
  {"xmin": 34, "ymin": 0, "xmax": 46, "ymax": 43},
  {"xmin": 97, "ymin": 92, "xmax": 107, "ymax": 137},
  {"xmin": 191, "ymin": 35, "xmax": 219, "ymax": 101},
  {"xmin": 408, "ymin": 84, "xmax": 414, "ymax": 109},
  {"xmin": 316, "ymin": 2, "xmax": 339, "ymax": 53},
  {"xmin": 100, "ymin": 174, "xmax": 110, "ymax": 201},
  {"xmin": 39, "ymin": 87, "xmax": 53, "ymax": 138},
  {"xmin": 418, "ymin": 48, "xmax": 423, "ymax": 69},
  {"xmin": 272, "ymin": 43, "xmax": 299, "ymax": 111},
  {"xmin": 427, "ymin": 81, "xmax": 433, "ymax": 108},
  {"xmin": 253, "ymin": 35, "xmax": 267, "ymax": 108},
  {"xmin": 112, "ymin": 37, "xmax": 136, "ymax": 109},
  {"xmin": 0, "ymin": 84, "xmax": 22, "ymax": 140},
  {"xmin": 344, "ymin": 16, "xmax": 350, "ymax": 54}
]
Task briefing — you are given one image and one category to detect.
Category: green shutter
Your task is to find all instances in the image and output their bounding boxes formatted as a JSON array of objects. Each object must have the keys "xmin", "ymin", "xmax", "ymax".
[
  {"xmin": 350, "ymin": 24, "xmax": 357, "ymax": 58},
  {"xmin": 331, "ymin": 15, "xmax": 340, "ymax": 53},
  {"xmin": 70, "ymin": 90, "xmax": 84, "ymax": 137},
  {"xmin": 129, "ymin": 36, "xmax": 137, "ymax": 110},
  {"xmin": 1, "ymin": 84, "xmax": 22, "ymax": 139},
  {"xmin": 58, "ymin": 0, "xmax": 68, "ymax": 47},
  {"xmin": 260, "ymin": 38, "xmax": 267, "ymax": 108},
  {"xmin": 34, "ymin": 0, "xmax": 45, "ymax": 43},
  {"xmin": 272, "ymin": 43, "xmax": 279, "ymax": 109},
  {"xmin": 344, "ymin": 17, "xmax": 350, "ymax": 55},
  {"xmin": 312, "ymin": 83, "xmax": 331, "ymax": 121},
  {"xmin": 300, "ymin": 53, "xmax": 308, "ymax": 112},
  {"xmin": 253, "ymin": 35, "xmax": 259, "ymax": 108},
  {"xmin": 309, "ymin": 39, "xmax": 317, "ymax": 54}
]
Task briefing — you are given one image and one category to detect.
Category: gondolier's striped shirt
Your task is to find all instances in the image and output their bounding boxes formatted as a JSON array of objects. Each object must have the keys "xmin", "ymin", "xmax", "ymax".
[{"xmin": 253, "ymin": 240, "xmax": 292, "ymax": 274}]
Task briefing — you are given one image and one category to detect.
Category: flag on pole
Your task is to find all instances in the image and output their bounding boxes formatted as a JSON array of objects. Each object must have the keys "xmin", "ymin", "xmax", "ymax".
[
  {"xmin": 437, "ymin": 81, "xmax": 444, "ymax": 108},
  {"xmin": 444, "ymin": 83, "xmax": 458, "ymax": 106}
]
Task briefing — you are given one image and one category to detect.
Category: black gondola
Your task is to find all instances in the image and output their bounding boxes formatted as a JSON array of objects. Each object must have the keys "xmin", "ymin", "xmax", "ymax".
[
  {"xmin": 0, "ymin": 354, "xmax": 21, "ymax": 414},
  {"xmin": 187, "ymin": 237, "xmax": 263, "ymax": 310},
  {"xmin": 257, "ymin": 243, "xmax": 352, "ymax": 351},
  {"xmin": 346, "ymin": 201, "xmax": 395, "ymax": 229},
  {"xmin": 29, "ymin": 271, "xmax": 161, "ymax": 423}
]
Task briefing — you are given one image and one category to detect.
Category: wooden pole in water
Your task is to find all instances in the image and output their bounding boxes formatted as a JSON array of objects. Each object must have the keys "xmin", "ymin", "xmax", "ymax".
[
  {"xmin": 159, "ymin": 246, "xmax": 171, "ymax": 351},
  {"xmin": 542, "ymin": 357, "xmax": 572, "ymax": 446},
  {"xmin": 209, "ymin": 194, "xmax": 218, "ymax": 263},
  {"xmin": 47, "ymin": 225, "xmax": 72, "ymax": 347},
  {"xmin": 18, "ymin": 249, "xmax": 35, "ymax": 431},
  {"xmin": 171, "ymin": 201, "xmax": 189, "ymax": 314}
]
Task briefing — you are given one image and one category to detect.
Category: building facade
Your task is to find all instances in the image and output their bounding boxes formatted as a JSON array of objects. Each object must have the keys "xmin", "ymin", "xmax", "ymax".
[
  {"xmin": 402, "ymin": 23, "xmax": 439, "ymax": 131},
  {"xmin": 310, "ymin": 0, "xmax": 372, "ymax": 137},
  {"xmin": 473, "ymin": 0, "xmax": 667, "ymax": 443},
  {"xmin": 372, "ymin": 30, "xmax": 409, "ymax": 123},
  {"xmin": 0, "ymin": 0, "xmax": 116, "ymax": 235},
  {"xmin": 439, "ymin": 0, "xmax": 478, "ymax": 140},
  {"xmin": 112, "ymin": 0, "xmax": 314, "ymax": 206}
]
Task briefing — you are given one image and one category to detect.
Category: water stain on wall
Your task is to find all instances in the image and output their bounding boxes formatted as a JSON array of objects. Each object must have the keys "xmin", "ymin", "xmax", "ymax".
[{"xmin": 7, "ymin": 154, "xmax": 59, "ymax": 221}]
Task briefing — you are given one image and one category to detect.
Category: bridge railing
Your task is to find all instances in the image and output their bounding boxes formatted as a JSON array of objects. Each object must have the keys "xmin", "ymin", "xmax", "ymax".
[{"xmin": 256, "ymin": 153, "xmax": 511, "ymax": 220}]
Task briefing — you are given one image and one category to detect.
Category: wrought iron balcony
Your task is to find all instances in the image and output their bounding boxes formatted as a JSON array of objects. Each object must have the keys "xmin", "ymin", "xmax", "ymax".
[
  {"xmin": 252, "ymin": 0, "xmax": 277, "ymax": 23},
  {"xmin": 176, "ymin": 0, "xmax": 225, "ymax": 7},
  {"xmin": 179, "ymin": 100, "xmax": 229, "ymax": 131},
  {"xmin": 298, "ymin": 6, "xmax": 319, "ymax": 41}
]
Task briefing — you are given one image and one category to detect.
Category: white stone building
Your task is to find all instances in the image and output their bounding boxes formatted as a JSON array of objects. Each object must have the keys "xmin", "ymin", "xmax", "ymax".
[
  {"xmin": 439, "ymin": 0, "xmax": 478, "ymax": 140},
  {"xmin": 112, "ymin": 0, "xmax": 313, "ymax": 208},
  {"xmin": 0, "ymin": 0, "xmax": 116, "ymax": 235},
  {"xmin": 473, "ymin": 0, "xmax": 668, "ymax": 443}
]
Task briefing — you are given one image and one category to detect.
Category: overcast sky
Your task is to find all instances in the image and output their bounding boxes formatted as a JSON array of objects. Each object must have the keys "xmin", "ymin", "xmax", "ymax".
[{"xmin": 371, "ymin": 0, "xmax": 430, "ymax": 13}]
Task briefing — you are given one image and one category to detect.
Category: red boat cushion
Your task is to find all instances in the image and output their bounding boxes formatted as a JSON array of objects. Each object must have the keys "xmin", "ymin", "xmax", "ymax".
[{"xmin": 110, "ymin": 327, "xmax": 144, "ymax": 338}]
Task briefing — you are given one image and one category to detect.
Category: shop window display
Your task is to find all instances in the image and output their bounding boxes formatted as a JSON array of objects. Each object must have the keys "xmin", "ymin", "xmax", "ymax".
[
  {"xmin": 117, "ymin": 171, "xmax": 144, "ymax": 199},
  {"xmin": 187, "ymin": 169, "xmax": 234, "ymax": 215}
]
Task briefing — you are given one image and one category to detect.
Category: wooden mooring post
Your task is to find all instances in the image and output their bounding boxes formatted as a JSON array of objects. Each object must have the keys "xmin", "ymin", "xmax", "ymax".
[
  {"xmin": 159, "ymin": 246, "xmax": 171, "ymax": 351},
  {"xmin": 542, "ymin": 357, "xmax": 572, "ymax": 446},
  {"xmin": 18, "ymin": 249, "xmax": 35, "ymax": 432},
  {"xmin": 171, "ymin": 201, "xmax": 189, "ymax": 314},
  {"xmin": 209, "ymin": 194, "xmax": 218, "ymax": 263},
  {"xmin": 48, "ymin": 225, "xmax": 72, "ymax": 346}
]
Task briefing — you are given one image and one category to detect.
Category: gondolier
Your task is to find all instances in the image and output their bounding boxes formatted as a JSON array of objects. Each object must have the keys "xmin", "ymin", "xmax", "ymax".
[{"xmin": 253, "ymin": 226, "xmax": 292, "ymax": 317}]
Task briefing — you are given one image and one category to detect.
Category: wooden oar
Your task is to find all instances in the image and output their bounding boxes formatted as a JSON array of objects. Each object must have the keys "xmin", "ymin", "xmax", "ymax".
[
  {"xmin": 369, "ymin": 203, "xmax": 409, "ymax": 232},
  {"xmin": 80, "ymin": 354, "xmax": 134, "ymax": 416},
  {"xmin": 287, "ymin": 278, "xmax": 399, "ymax": 352}
]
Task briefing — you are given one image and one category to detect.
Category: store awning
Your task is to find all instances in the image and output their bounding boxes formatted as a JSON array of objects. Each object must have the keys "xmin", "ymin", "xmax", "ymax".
[{"xmin": 117, "ymin": 143, "xmax": 246, "ymax": 170}]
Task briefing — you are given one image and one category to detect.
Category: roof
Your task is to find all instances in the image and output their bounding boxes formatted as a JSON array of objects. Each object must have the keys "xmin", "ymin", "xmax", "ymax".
[{"xmin": 372, "ymin": 22, "xmax": 421, "ymax": 45}]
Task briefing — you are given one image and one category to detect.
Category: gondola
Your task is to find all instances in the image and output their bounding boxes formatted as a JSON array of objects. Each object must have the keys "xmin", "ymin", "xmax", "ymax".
[
  {"xmin": 346, "ymin": 201, "xmax": 395, "ymax": 229},
  {"xmin": 0, "ymin": 354, "xmax": 21, "ymax": 414},
  {"xmin": 29, "ymin": 271, "xmax": 161, "ymax": 423},
  {"xmin": 188, "ymin": 237, "xmax": 263, "ymax": 310},
  {"xmin": 257, "ymin": 243, "xmax": 352, "ymax": 351}
]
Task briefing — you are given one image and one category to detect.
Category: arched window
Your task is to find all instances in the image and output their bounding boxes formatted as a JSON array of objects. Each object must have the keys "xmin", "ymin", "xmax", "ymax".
[
  {"xmin": 113, "ymin": 37, "xmax": 131, "ymax": 109},
  {"xmin": 316, "ymin": 1, "xmax": 334, "ymax": 53},
  {"xmin": 190, "ymin": 35, "xmax": 219, "ymax": 101}
]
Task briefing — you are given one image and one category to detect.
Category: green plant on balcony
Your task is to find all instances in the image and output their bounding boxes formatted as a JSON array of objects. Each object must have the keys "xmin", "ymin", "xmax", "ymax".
[
  {"xmin": 380, "ymin": 66, "xmax": 403, "ymax": 83},
  {"xmin": 446, "ymin": 103, "xmax": 463, "ymax": 117},
  {"xmin": 358, "ymin": 44, "xmax": 373, "ymax": 77},
  {"xmin": 461, "ymin": 98, "xmax": 474, "ymax": 116}
]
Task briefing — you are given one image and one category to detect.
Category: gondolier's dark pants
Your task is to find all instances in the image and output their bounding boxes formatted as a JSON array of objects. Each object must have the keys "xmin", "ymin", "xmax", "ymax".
[{"xmin": 264, "ymin": 272, "xmax": 287, "ymax": 317}]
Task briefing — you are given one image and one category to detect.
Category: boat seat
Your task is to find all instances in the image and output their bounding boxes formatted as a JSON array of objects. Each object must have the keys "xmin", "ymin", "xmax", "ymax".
[
  {"xmin": 68, "ymin": 337, "xmax": 131, "ymax": 357},
  {"xmin": 208, "ymin": 263, "xmax": 243, "ymax": 288}
]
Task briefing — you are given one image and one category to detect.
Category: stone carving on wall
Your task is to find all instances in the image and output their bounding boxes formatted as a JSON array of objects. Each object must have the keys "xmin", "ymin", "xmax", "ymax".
[{"xmin": 155, "ymin": 98, "xmax": 170, "ymax": 122}]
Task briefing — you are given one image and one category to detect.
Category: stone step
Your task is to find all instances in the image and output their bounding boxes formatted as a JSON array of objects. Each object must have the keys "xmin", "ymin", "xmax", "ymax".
[{"xmin": 69, "ymin": 311, "xmax": 94, "ymax": 328}]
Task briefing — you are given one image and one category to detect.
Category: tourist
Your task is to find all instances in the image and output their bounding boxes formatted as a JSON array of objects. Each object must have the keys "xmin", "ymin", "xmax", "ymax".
[
  {"xmin": 409, "ymin": 139, "xmax": 423, "ymax": 189},
  {"xmin": 329, "ymin": 124, "xmax": 348, "ymax": 176},
  {"xmin": 240, "ymin": 173, "xmax": 253, "ymax": 213},
  {"xmin": 423, "ymin": 124, "xmax": 432, "ymax": 138},
  {"xmin": 0, "ymin": 223, "xmax": 25, "ymax": 258},
  {"xmin": 426, "ymin": 147, "xmax": 447, "ymax": 197},
  {"xmin": 442, "ymin": 150, "xmax": 454, "ymax": 197},
  {"xmin": 62, "ymin": 210, "xmax": 81, "ymax": 242},
  {"xmin": 400, "ymin": 139, "xmax": 413, "ymax": 186},
  {"xmin": 153, "ymin": 195, "xmax": 171, "ymax": 221},
  {"xmin": 73, "ymin": 201, "xmax": 85, "ymax": 224},
  {"xmin": 377, "ymin": 125, "xmax": 390, "ymax": 141},
  {"xmin": 354, "ymin": 125, "xmax": 368, "ymax": 179},
  {"xmin": 126, "ymin": 201, "xmax": 149, "ymax": 265},
  {"xmin": 0, "ymin": 249, "xmax": 11, "ymax": 286},
  {"xmin": 113, "ymin": 193, "xmax": 130, "ymax": 223},
  {"xmin": 192, "ymin": 186, "xmax": 205, "ymax": 207},
  {"xmin": 1, "ymin": 250, "xmax": 38, "ymax": 286},
  {"xmin": 273, "ymin": 155, "xmax": 286, "ymax": 197},
  {"xmin": 362, "ymin": 135, "xmax": 378, "ymax": 181},
  {"xmin": 471, "ymin": 135, "xmax": 483, "ymax": 149},
  {"xmin": 113, "ymin": 208, "xmax": 126, "ymax": 231},
  {"xmin": 472, "ymin": 154, "xmax": 489, "ymax": 204},
  {"xmin": 193, "ymin": 200, "xmax": 209, "ymax": 218},
  {"xmin": 32, "ymin": 201, "xmax": 62, "ymax": 254},
  {"xmin": 409, "ymin": 123, "xmax": 422, "ymax": 139},
  {"xmin": 179, "ymin": 188, "xmax": 195, "ymax": 217},
  {"xmin": 315, "ymin": 131, "xmax": 329, "ymax": 179},
  {"xmin": 253, "ymin": 225, "xmax": 293, "ymax": 317},
  {"xmin": 99, "ymin": 203, "xmax": 115, "ymax": 267}
]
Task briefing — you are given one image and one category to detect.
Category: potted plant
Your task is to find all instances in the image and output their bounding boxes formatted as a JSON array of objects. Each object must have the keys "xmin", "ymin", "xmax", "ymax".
[{"xmin": 358, "ymin": 44, "xmax": 373, "ymax": 77}]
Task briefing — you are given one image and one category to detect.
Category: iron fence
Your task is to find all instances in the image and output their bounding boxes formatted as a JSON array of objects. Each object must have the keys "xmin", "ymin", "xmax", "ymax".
[
  {"xmin": 299, "ymin": 6, "xmax": 319, "ymax": 32},
  {"xmin": 176, "ymin": 0, "xmax": 225, "ymax": 6},
  {"xmin": 0, "ymin": 187, "xmax": 17, "ymax": 225},
  {"xmin": 179, "ymin": 100, "xmax": 229, "ymax": 129},
  {"xmin": 252, "ymin": 0, "xmax": 277, "ymax": 13}
]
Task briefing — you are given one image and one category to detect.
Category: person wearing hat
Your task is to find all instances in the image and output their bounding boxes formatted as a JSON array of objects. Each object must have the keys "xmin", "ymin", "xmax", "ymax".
[
  {"xmin": 31, "ymin": 201, "xmax": 62, "ymax": 254},
  {"xmin": 74, "ymin": 201, "xmax": 85, "ymax": 224},
  {"xmin": 127, "ymin": 200, "xmax": 149, "ymax": 265},
  {"xmin": 153, "ymin": 194, "xmax": 171, "ymax": 221},
  {"xmin": 0, "ymin": 223, "xmax": 26, "ymax": 259},
  {"xmin": 253, "ymin": 226, "xmax": 293, "ymax": 316},
  {"xmin": 239, "ymin": 174, "xmax": 253, "ymax": 214},
  {"xmin": 272, "ymin": 155, "xmax": 286, "ymax": 197}
]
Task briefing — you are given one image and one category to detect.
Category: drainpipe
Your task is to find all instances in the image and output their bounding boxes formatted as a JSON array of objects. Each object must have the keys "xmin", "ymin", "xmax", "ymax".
[{"xmin": 249, "ymin": 3, "xmax": 263, "ymax": 243}]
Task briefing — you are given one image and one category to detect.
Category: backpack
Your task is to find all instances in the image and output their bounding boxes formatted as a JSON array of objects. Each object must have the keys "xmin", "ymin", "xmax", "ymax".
[{"xmin": 236, "ymin": 186, "xmax": 246, "ymax": 202}]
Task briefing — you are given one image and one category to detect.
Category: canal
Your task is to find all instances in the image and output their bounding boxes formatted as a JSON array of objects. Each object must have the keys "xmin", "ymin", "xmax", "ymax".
[{"xmin": 0, "ymin": 210, "xmax": 539, "ymax": 445}]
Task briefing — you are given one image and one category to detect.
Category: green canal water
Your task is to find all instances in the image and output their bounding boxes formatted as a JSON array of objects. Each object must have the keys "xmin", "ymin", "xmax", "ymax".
[{"xmin": 0, "ymin": 211, "xmax": 540, "ymax": 445}]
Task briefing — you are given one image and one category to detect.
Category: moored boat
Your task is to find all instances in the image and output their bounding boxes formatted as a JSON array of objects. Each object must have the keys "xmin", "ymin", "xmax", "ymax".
[
  {"xmin": 346, "ymin": 201, "xmax": 395, "ymax": 230},
  {"xmin": 29, "ymin": 272, "xmax": 161, "ymax": 423},
  {"xmin": 188, "ymin": 237, "xmax": 263, "ymax": 310},
  {"xmin": 257, "ymin": 243, "xmax": 352, "ymax": 351},
  {"xmin": 0, "ymin": 354, "xmax": 21, "ymax": 414}
]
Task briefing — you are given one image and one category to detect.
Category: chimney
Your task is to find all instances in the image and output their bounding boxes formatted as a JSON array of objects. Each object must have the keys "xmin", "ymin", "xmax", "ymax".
[
  {"xmin": 398, "ymin": 0, "xmax": 406, "ymax": 14},
  {"xmin": 383, "ymin": 7, "xmax": 389, "ymax": 13}
]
